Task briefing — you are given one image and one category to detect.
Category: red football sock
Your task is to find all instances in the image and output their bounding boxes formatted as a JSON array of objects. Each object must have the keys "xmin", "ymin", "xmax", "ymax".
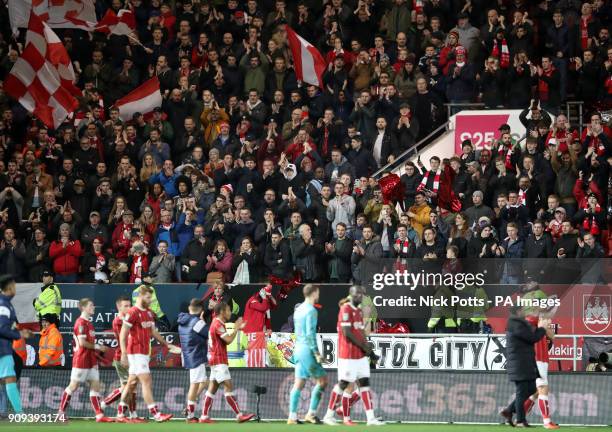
[
  {"xmin": 117, "ymin": 402, "xmax": 128, "ymax": 417},
  {"xmin": 225, "ymin": 392, "xmax": 240, "ymax": 415},
  {"xmin": 342, "ymin": 393, "xmax": 351, "ymax": 419},
  {"xmin": 524, "ymin": 397, "xmax": 535, "ymax": 415},
  {"xmin": 148, "ymin": 404, "xmax": 160, "ymax": 417},
  {"xmin": 187, "ymin": 400, "xmax": 196, "ymax": 416},
  {"xmin": 538, "ymin": 395, "xmax": 550, "ymax": 420},
  {"xmin": 104, "ymin": 388, "xmax": 122, "ymax": 406},
  {"xmin": 328, "ymin": 386, "xmax": 341, "ymax": 410},
  {"xmin": 360, "ymin": 387, "xmax": 373, "ymax": 411},
  {"xmin": 89, "ymin": 392, "xmax": 103, "ymax": 416},
  {"xmin": 59, "ymin": 389, "xmax": 72, "ymax": 412},
  {"xmin": 350, "ymin": 391, "xmax": 360, "ymax": 407},
  {"xmin": 201, "ymin": 392, "xmax": 214, "ymax": 418},
  {"xmin": 129, "ymin": 393, "xmax": 137, "ymax": 415}
]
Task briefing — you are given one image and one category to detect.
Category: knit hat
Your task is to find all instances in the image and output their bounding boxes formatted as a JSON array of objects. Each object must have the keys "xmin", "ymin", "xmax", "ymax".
[
  {"xmin": 455, "ymin": 45, "xmax": 467, "ymax": 56},
  {"xmin": 221, "ymin": 184, "xmax": 234, "ymax": 194}
]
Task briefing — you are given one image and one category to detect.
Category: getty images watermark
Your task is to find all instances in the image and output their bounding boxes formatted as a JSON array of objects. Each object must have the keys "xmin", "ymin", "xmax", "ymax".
[{"xmin": 370, "ymin": 270, "xmax": 561, "ymax": 310}]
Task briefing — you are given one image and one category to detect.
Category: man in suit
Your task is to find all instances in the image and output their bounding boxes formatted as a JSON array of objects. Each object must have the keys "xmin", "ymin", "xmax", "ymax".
[{"xmin": 501, "ymin": 306, "xmax": 550, "ymax": 427}]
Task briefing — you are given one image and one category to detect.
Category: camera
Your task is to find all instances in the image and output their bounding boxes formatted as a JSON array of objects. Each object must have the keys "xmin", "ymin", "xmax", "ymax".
[{"xmin": 251, "ymin": 385, "xmax": 267, "ymax": 395}]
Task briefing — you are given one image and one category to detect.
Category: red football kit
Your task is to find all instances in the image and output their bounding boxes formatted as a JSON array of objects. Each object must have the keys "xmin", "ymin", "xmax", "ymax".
[
  {"xmin": 123, "ymin": 306, "xmax": 155, "ymax": 355},
  {"xmin": 208, "ymin": 317, "xmax": 228, "ymax": 366},
  {"xmin": 112, "ymin": 314, "xmax": 123, "ymax": 361},
  {"xmin": 73, "ymin": 316, "xmax": 97, "ymax": 368},
  {"xmin": 526, "ymin": 315, "xmax": 550, "ymax": 362},
  {"xmin": 337, "ymin": 303, "xmax": 366, "ymax": 359}
]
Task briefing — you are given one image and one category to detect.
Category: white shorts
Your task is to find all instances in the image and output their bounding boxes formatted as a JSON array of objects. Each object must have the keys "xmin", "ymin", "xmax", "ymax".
[
  {"xmin": 128, "ymin": 354, "xmax": 150, "ymax": 376},
  {"xmin": 536, "ymin": 361, "xmax": 549, "ymax": 387},
  {"xmin": 337, "ymin": 357, "xmax": 370, "ymax": 383},
  {"xmin": 209, "ymin": 364, "xmax": 231, "ymax": 383},
  {"xmin": 189, "ymin": 364, "xmax": 208, "ymax": 384},
  {"xmin": 70, "ymin": 366, "xmax": 99, "ymax": 383}
]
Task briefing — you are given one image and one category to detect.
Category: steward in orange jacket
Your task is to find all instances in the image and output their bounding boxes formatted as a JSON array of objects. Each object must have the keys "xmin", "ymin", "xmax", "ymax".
[{"xmin": 39, "ymin": 314, "xmax": 63, "ymax": 367}]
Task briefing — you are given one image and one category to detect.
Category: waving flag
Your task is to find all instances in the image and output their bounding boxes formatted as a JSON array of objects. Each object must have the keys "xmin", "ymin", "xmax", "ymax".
[
  {"xmin": 114, "ymin": 77, "xmax": 162, "ymax": 121},
  {"xmin": 5, "ymin": 13, "xmax": 80, "ymax": 129},
  {"xmin": 95, "ymin": 9, "xmax": 136, "ymax": 36},
  {"xmin": 9, "ymin": 0, "xmax": 97, "ymax": 32},
  {"xmin": 285, "ymin": 26, "xmax": 326, "ymax": 88}
]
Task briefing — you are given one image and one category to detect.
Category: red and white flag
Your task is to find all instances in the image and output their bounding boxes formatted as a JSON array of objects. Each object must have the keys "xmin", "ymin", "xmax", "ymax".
[
  {"xmin": 5, "ymin": 12, "xmax": 81, "ymax": 129},
  {"xmin": 9, "ymin": 0, "xmax": 97, "ymax": 32},
  {"xmin": 285, "ymin": 26, "xmax": 326, "ymax": 88},
  {"xmin": 114, "ymin": 77, "xmax": 162, "ymax": 121},
  {"xmin": 95, "ymin": 9, "xmax": 136, "ymax": 36}
]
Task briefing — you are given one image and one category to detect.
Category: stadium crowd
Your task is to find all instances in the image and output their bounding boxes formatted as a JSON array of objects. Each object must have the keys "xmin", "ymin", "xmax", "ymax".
[{"xmin": 0, "ymin": 0, "xmax": 608, "ymax": 290}]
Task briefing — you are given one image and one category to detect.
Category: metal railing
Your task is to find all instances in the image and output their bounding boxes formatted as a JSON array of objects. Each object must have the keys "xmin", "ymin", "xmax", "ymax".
[
  {"xmin": 565, "ymin": 101, "xmax": 584, "ymax": 136},
  {"xmin": 372, "ymin": 121, "xmax": 450, "ymax": 178},
  {"xmin": 445, "ymin": 102, "xmax": 485, "ymax": 118}
]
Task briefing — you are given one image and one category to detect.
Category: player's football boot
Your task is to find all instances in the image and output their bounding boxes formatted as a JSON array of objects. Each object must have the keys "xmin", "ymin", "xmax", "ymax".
[
  {"xmin": 286, "ymin": 419, "xmax": 300, "ymax": 425},
  {"xmin": 237, "ymin": 413, "xmax": 255, "ymax": 423},
  {"xmin": 129, "ymin": 417, "xmax": 147, "ymax": 423},
  {"xmin": 304, "ymin": 413, "xmax": 322, "ymax": 424},
  {"xmin": 154, "ymin": 413, "xmax": 173, "ymax": 422},
  {"xmin": 367, "ymin": 418, "xmax": 386, "ymax": 426},
  {"xmin": 343, "ymin": 419, "xmax": 357, "ymax": 426},
  {"xmin": 500, "ymin": 409, "xmax": 514, "ymax": 426},
  {"xmin": 114, "ymin": 416, "xmax": 132, "ymax": 423},
  {"xmin": 95, "ymin": 416, "xmax": 115, "ymax": 423},
  {"xmin": 185, "ymin": 417, "xmax": 199, "ymax": 423},
  {"xmin": 198, "ymin": 417, "xmax": 215, "ymax": 424},
  {"xmin": 322, "ymin": 414, "xmax": 337, "ymax": 426},
  {"xmin": 543, "ymin": 422, "xmax": 560, "ymax": 429}
]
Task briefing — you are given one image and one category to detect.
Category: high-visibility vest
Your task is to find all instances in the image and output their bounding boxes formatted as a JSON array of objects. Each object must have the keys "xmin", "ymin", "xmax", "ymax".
[
  {"xmin": 225, "ymin": 323, "xmax": 247, "ymax": 367},
  {"xmin": 34, "ymin": 284, "xmax": 62, "ymax": 317},
  {"xmin": 12, "ymin": 338, "xmax": 27, "ymax": 364},
  {"xmin": 132, "ymin": 284, "xmax": 165, "ymax": 318},
  {"xmin": 39, "ymin": 324, "xmax": 63, "ymax": 367}
]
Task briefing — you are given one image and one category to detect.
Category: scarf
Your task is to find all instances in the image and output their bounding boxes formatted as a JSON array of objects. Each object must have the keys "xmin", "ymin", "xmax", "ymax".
[
  {"xmin": 246, "ymin": 99, "xmax": 261, "ymax": 112},
  {"xmin": 491, "ymin": 38, "xmax": 510, "ymax": 68},
  {"xmin": 417, "ymin": 169, "xmax": 441, "ymax": 193},
  {"xmin": 413, "ymin": 0, "xmax": 424, "ymax": 13},
  {"xmin": 518, "ymin": 188, "xmax": 526, "ymax": 205},
  {"xmin": 580, "ymin": 16, "xmax": 592, "ymax": 50},
  {"xmin": 95, "ymin": 251, "xmax": 106, "ymax": 269},
  {"xmin": 498, "ymin": 143, "xmax": 513, "ymax": 170},
  {"xmin": 538, "ymin": 66, "xmax": 555, "ymax": 101},
  {"xmin": 395, "ymin": 237, "xmax": 412, "ymax": 256},
  {"xmin": 582, "ymin": 204, "xmax": 602, "ymax": 235}
]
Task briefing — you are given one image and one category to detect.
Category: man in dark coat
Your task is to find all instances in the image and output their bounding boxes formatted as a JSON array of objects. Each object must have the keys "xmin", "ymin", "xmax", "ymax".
[
  {"xmin": 180, "ymin": 225, "xmax": 211, "ymax": 283},
  {"xmin": 501, "ymin": 308, "xmax": 549, "ymax": 427}
]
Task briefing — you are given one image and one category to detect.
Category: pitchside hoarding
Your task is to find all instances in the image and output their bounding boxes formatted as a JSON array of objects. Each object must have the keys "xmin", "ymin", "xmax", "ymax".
[{"xmin": 18, "ymin": 369, "xmax": 612, "ymax": 424}]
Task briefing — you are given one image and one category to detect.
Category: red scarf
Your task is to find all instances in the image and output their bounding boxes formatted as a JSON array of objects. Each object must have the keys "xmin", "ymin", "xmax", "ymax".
[
  {"xmin": 491, "ymin": 38, "xmax": 510, "ymax": 68},
  {"xmin": 580, "ymin": 16, "xmax": 592, "ymax": 50},
  {"xmin": 95, "ymin": 251, "xmax": 105, "ymax": 269},
  {"xmin": 413, "ymin": 0, "xmax": 424, "ymax": 13},
  {"xmin": 395, "ymin": 237, "xmax": 412, "ymax": 255},
  {"xmin": 518, "ymin": 188, "xmax": 526, "ymax": 205},
  {"xmin": 498, "ymin": 143, "xmax": 513, "ymax": 170},
  {"xmin": 582, "ymin": 204, "xmax": 602, "ymax": 235},
  {"xmin": 538, "ymin": 66, "xmax": 555, "ymax": 101},
  {"xmin": 417, "ymin": 169, "xmax": 441, "ymax": 193}
]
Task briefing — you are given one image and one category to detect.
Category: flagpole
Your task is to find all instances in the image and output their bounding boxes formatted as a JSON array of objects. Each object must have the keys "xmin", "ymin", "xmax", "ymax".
[{"xmin": 126, "ymin": 33, "xmax": 146, "ymax": 49}]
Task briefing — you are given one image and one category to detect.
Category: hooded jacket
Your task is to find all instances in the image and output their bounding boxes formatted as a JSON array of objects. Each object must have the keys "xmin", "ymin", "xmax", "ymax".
[{"xmin": 177, "ymin": 312, "xmax": 208, "ymax": 369}]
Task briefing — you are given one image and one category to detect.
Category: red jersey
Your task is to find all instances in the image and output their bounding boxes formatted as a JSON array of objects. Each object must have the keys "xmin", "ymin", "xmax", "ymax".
[
  {"xmin": 337, "ymin": 303, "xmax": 367, "ymax": 359},
  {"xmin": 526, "ymin": 315, "xmax": 550, "ymax": 362},
  {"xmin": 207, "ymin": 317, "xmax": 228, "ymax": 366},
  {"xmin": 123, "ymin": 306, "xmax": 155, "ymax": 355},
  {"xmin": 112, "ymin": 314, "xmax": 123, "ymax": 361},
  {"xmin": 72, "ymin": 316, "xmax": 97, "ymax": 369}
]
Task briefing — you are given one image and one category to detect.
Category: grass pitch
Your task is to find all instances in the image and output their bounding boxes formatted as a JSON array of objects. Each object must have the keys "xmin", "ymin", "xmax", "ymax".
[{"xmin": 1, "ymin": 420, "xmax": 610, "ymax": 432}]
